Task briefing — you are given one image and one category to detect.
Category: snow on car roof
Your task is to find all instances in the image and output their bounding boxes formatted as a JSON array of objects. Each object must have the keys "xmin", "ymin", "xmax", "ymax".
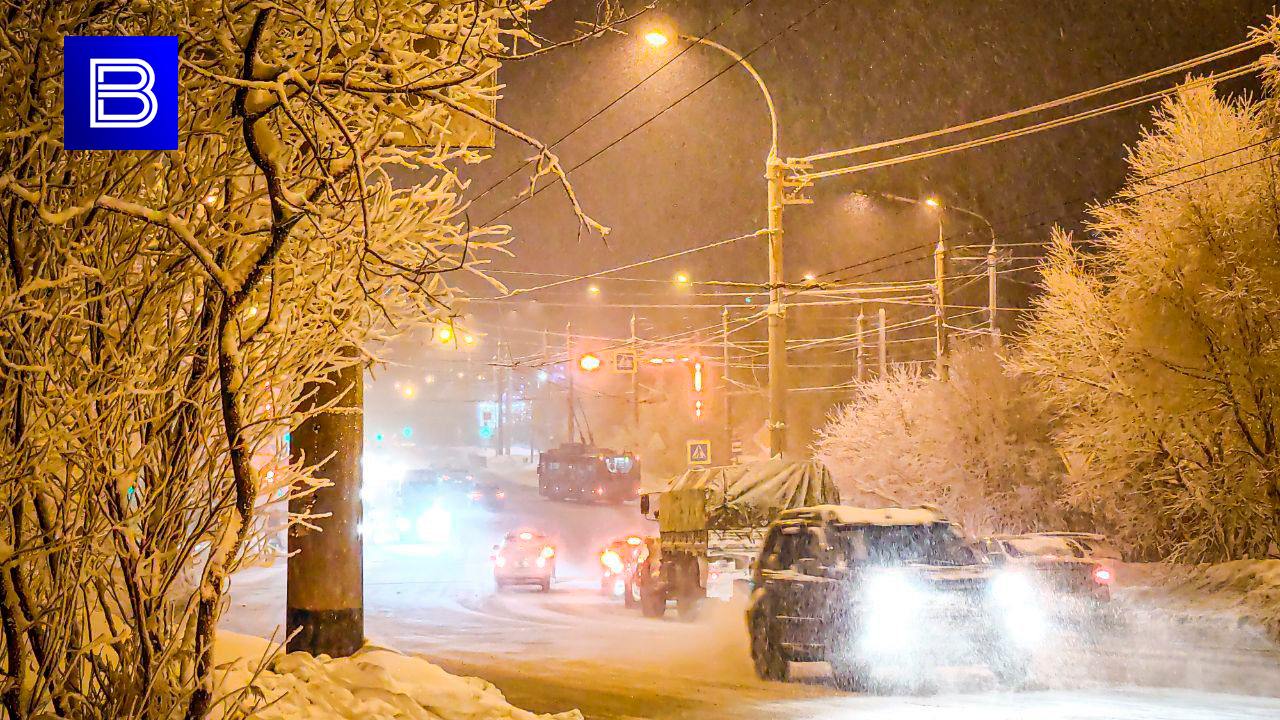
[{"xmin": 783, "ymin": 504, "xmax": 946, "ymax": 527}]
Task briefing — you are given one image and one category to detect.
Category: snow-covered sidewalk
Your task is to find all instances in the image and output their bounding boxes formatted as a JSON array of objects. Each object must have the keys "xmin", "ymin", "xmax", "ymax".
[{"xmin": 212, "ymin": 632, "xmax": 581, "ymax": 720}]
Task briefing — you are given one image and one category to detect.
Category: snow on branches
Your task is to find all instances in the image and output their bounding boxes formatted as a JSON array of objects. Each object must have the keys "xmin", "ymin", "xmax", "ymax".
[
  {"xmin": 0, "ymin": 1, "xmax": 617, "ymax": 718},
  {"xmin": 1019, "ymin": 74, "xmax": 1280, "ymax": 563},
  {"xmin": 814, "ymin": 346, "xmax": 1069, "ymax": 536}
]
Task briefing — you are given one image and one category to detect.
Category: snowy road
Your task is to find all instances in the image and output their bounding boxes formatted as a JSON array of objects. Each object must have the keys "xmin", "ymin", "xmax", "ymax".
[{"xmin": 224, "ymin": 464, "xmax": 1280, "ymax": 720}]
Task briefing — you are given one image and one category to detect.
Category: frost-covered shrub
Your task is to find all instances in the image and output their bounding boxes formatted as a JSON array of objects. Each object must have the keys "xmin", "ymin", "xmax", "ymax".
[{"xmin": 815, "ymin": 346, "xmax": 1068, "ymax": 535}]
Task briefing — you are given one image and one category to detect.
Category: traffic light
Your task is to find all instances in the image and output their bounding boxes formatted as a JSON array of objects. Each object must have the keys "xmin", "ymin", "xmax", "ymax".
[
  {"xmin": 691, "ymin": 359, "xmax": 705, "ymax": 420},
  {"xmin": 578, "ymin": 353, "xmax": 602, "ymax": 372}
]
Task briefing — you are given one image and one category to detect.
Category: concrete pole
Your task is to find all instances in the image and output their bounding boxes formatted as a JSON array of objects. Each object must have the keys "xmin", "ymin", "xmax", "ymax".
[
  {"xmin": 766, "ymin": 157, "xmax": 788, "ymax": 458},
  {"xmin": 934, "ymin": 218, "xmax": 950, "ymax": 382},
  {"xmin": 288, "ymin": 360, "xmax": 363, "ymax": 657},
  {"xmin": 722, "ymin": 305, "xmax": 733, "ymax": 463},
  {"xmin": 987, "ymin": 242, "xmax": 1001, "ymax": 347},
  {"xmin": 565, "ymin": 322, "xmax": 576, "ymax": 444},
  {"xmin": 855, "ymin": 309, "xmax": 866, "ymax": 383},
  {"xmin": 496, "ymin": 343, "xmax": 507, "ymax": 456},
  {"xmin": 630, "ymin": 313, "xmax": 640, "ymax": 433},
  {"xmin": 877, "ymin": 307, "xmax": 888, "ymax": 376}
]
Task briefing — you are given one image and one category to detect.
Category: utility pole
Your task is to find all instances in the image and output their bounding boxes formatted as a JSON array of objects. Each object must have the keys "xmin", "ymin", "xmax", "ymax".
[
  {"xmin": 722, "ymin": 305, "xmax": 733, "ymax": 463},
  {"xmin": 766, "ymin": 158, "xmax": 788, "ymax": 458},
  {"xmin": 565, "ymin": 322, "xmax": 576, "ymax": 443},
  {"xmin": 934, "ymin": 219, "xmax": 950, "ymax": 381},
  {"xmin": 854, "ymin": 308, "xmax": 866, "ymax": 383},
  {"xmin": 495, "ymin": 341, "xmax": 507, "ymax": 456},
  {"xmin": 288, "ymin": 360, "xmax": 363, "ymax": 657},
  {"xmin": 630, "ymin": 312, "xmax": 640, "ymax": 433},
  {"xmin": 539, "ymin": 329, "xmax": 551, "ymax": 453},
  {"xmin": 987, "ymin": 241, "xmax": 1001, "ymax": 347},
  {"xmin": 877, "ymin": 307, "xmax": 888, "ymax": 376}
]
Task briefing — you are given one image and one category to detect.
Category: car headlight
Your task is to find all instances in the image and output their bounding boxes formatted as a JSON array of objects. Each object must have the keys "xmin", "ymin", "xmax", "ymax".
[
  {"xmin": 991, "ymin": 571, "xmax": 1037, "ymax": 606},
  {"xmin": 416, "ymin": 504, "xmax": 452, "ymax": 543},
  {"xmin": 990, "ymin": 571, "xmax": 1045, "ymax": 645},
  {"xmin": 864, "ymin": 570, "xmax": 925, "ymax": 617}
]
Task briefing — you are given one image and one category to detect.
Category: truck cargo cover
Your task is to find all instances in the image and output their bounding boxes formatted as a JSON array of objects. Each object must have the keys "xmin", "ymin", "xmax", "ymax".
[{"xmin": 652, "ymin": 459, "xmax": 840, "ymax": 532}]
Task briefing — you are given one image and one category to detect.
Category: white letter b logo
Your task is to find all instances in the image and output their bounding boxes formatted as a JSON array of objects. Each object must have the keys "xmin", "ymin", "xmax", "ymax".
[{"xmin": 89, "ymin": 58, "xmax": 158, "ymax": 129}]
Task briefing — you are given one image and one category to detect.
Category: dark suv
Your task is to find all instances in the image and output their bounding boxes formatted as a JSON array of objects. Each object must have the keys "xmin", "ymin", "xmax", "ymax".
[{"xmin": 746, "ymin": 505, "xmax": 1041, "ymax": 691}]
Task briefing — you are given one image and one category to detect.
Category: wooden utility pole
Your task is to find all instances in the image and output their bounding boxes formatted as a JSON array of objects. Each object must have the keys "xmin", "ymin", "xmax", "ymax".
[
  {"xmin": 288, "ymin": 360, "xmax": 363, "ymax": 657},
  {"xmin": 565, "ymin": 322, "xmax": 576, "ymax": 443},
  {"xmin": 933, "ymin": 219, "xmax": 950, "ymax": 381},
  {"xmin": 765, "ymin": 159, "xmax": 788, "ymax": 458},
  {"xmin": 987, "ymin": 241, "xmax": 1001, "ymax": 347},
  {"xmin": 854, "ymin": 308, "xmax": 866, "ymax": 383},
  {"xmin": 877, "ymin": 307, "xmax": 888, "ymax": 376}
]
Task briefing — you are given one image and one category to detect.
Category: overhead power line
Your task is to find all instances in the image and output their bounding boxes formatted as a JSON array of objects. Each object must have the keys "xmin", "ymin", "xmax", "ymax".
[
  {"xmin": 800, "ymin": 61, "xmax": 1262, "ymax": 180},
  {"xmin": 797, "ymin": 36, "xmax": 1266, "ymax": 164}
]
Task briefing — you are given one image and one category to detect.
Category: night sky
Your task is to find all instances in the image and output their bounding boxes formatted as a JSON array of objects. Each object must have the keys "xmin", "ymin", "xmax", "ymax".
[{"xmin": 451, "ymin": 0, "xmax": 1272, "ymax": 353}]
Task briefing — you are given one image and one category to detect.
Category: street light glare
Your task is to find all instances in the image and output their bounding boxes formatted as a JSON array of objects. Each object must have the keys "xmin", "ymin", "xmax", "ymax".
[
  {"xmin": 924, "ymin": 196, "xmax": 942, "ymax": 209},
  {"xmin": 643, "ymin": 31, "xmax": 669, "ymax": 47},
  {"xmin": 588, "ymin": 284, "xmax": 601, "ymax": 295},
  {"xmin": 674, "ymin": 271, "xmax": 691, "ymax": 285}
]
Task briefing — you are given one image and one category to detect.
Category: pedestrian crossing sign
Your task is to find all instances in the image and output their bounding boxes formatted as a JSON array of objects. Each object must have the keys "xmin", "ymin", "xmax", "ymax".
[
  {"xmin": 613, "ymin": 351, "xmax": 637, "ymax": 374},
  {"xmin": 687, "ymin": 440, "xmax": 712, "ymax": 466}
]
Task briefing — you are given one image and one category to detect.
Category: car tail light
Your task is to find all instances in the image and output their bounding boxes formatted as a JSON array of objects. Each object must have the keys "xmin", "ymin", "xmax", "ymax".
[
  {"xmin": 1093, "ymin": 567, "xmax": 1113, "ymax": 584},
  {"xmin": 594, "ymin": 486, "xmax": 604, "ymax": 495},
  {"xmin": 468, "ymin": 491, "xmax": 482, "ymax": 501}
]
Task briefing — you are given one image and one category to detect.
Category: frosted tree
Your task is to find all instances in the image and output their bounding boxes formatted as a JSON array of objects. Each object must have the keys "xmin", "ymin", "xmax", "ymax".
[
  {"xmin": 0, "ymin": 1, "xmax": 627, "ymax": 718},
  {"xmin": 1019, "ymin": 77, "xmax": 1280, "ymax": 562},
  {"xmin": 814, "ymin": 346, "xmax": 1068, "ymax": 535}
]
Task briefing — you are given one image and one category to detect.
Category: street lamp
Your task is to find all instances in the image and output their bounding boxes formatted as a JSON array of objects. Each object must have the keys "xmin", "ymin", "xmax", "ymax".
[
  {"xmin": 643, "ymin": 30, "xmax": 670, "ymax": 48},
  {"xmin": 642, "ymin": 27, "xmax": 793, "ymax": 458}
]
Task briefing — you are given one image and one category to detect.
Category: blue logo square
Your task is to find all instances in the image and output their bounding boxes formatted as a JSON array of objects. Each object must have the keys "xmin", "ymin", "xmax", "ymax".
[{"xmin": 64, "ymin": 36, "xmax": 178, "ymax": 151}]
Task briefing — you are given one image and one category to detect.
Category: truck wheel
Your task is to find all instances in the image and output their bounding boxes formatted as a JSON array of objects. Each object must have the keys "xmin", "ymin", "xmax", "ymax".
[
  {"xmin": 640, "ymin": 581, "xmax": 667, "ymax": 618},
  {"xmin": 749, "ymin": 612, "xmax": 789, "ymax": 681},
  {"xmin": 676, "ymin": 589, "xmax": 702, "ymax": 621}
]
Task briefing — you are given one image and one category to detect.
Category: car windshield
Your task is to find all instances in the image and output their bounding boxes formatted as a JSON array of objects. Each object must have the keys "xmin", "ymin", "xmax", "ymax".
[
  {"xmin": 1005, "ymin": 535, "xmax": 1086, "ymax": 558},
  {"xmin": 833, "ymin": 523, "xmax": 977, "ymax": 567}
]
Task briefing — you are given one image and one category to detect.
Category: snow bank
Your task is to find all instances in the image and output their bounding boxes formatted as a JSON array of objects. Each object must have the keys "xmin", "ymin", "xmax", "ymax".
[
  {"xmin": 212, "ymin": 632, "xmax": 581, "ymax": 720},
  {"xmin": 1126, "ymin": 560, "xmax": 1280, "ymax": 640}
]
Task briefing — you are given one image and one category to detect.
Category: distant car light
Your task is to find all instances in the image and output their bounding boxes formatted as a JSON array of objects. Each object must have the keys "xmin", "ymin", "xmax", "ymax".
[
  {"xmin": 626, "ymin": 536, "xmax": 642, "ymax": 546},
  {"xmin": 519, "ymin": 531, "xmax": 534, "ymax": 541},
  {"xmin": 1093, "ymin": 567, "xmax": 1113, "ymax": 584},
  {"xmin": 601, "ymin": 550, "xmax": 624, "ymax": 574}
]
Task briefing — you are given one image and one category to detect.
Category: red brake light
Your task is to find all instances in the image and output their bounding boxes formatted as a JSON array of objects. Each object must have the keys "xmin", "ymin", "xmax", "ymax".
[{"xmin": 1093, "ymin": 567, "xmax": 1113, "ymax": 584}]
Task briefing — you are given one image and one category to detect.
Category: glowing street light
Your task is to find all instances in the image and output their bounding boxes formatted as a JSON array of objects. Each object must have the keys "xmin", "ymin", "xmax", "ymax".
[
  {"xmin": 437, "ymin": 326, "xmax": 454, "ymax": 343},
  {"xmin": 587, "ymin": 284, "xmax": 601, "ymax": 295},
  {"xmin": 924, "ymin": 196, "xmax": 941, "ymax": 209},
  {"xmin": 401, "ymin": 385, "xmax": 416, "ymax": 399},
  {"xmin": 644, "ymin": 30, "xmax": 670, "ymax": 47},
  {"xmin": 578, "ymin": 353, "xmax": 602, "ymax": 372},
  {"xmin": 674, "ymin": 271, "xmax": 691, "ymax": 286},
  {"xmin": 462, "ymin": 334, "xmax": 476, "ymax": 345}
]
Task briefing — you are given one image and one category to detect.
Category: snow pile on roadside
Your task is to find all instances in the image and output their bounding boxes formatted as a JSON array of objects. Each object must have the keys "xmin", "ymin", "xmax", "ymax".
[
  {"xmin": 212, "ymin": 632, "xmax": 581, "ymax": 720},
  {"xmin": 486, "ymin": 454, "xmax": 539, "ymax": 488},
  {"xmin": 1130, "ymin": 560, "xmax": 1280, "ymax": 639}
]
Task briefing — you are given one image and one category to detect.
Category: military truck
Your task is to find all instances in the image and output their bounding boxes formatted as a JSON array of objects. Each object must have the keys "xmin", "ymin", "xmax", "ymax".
[{"xmin": 632, "ymin": 459, "xmax": 840, "ymax": 619}]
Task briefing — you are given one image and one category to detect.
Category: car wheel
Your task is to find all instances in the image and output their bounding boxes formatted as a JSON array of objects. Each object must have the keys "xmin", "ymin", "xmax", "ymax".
[
  {"xmin": 624, "ymin": 577, "xmax": 639, "ymax": 609},
  {"xmin": 749, "ymin": 611, "xmax": 789, "ymax": 682},
  {"xmin": 829, "ymin": 658, "xmax": 873, "ymax": 693},
  {"xmin": 988, "ymin": 648, "xmax": 1030, "ymax": 687},
  {"xmin": 540, "ymin": 579, "xmax": 552, "ymax": 593}
]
